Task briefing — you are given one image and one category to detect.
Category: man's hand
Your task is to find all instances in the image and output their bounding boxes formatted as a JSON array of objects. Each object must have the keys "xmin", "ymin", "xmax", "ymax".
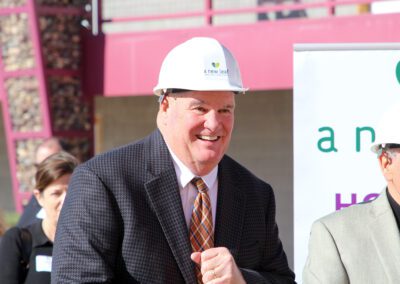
[{"xmin": 191, "ymin": 247, "xmax": 246, "ymax": 284}]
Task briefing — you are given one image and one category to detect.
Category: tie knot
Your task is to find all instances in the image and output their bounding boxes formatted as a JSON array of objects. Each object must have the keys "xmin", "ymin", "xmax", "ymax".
[{"xmin": 191, "ymin": 177, "xmax": 208, "ymax": 193}]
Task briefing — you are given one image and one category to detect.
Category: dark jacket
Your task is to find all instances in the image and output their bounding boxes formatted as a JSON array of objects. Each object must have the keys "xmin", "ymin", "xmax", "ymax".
[
  {"xmin": 52, "ymin": 130, "xmax": 295, "ymax": 283},
  {"xmin": 0, "ymin": 221, "xmax": 52, "ymax": 284}
]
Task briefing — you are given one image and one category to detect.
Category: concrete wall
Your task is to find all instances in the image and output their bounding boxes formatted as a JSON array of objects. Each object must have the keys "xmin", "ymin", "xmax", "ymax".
[
  {"xmin": 94, "ymin": 90, "xmax": 294, "ymax": 267},
  {"xmin": 0, "ymin": 105, "xmax": 15, "ymax": 212}
]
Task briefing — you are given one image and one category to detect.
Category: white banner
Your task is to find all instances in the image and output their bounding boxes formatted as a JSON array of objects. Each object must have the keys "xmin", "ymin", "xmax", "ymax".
[{"xmin": 293, "ymin": 43, "xmax": 400, "ymax": 282}]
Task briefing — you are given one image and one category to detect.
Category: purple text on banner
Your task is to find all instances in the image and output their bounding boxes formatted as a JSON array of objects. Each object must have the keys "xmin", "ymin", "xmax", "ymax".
[{"xmin": 335, "ymin": 193, "xmax": 379, "ymax": 211}]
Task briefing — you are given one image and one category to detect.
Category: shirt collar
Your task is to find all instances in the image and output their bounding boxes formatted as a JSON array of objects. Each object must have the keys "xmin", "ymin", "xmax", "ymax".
[
  {"xmin": 29, "ymin": 221, "xmax": 52, "ymax": 247},
  {"xmin": 167, "ymin": 145, "xmax": 218, "ymax": 190},
  {"xmin": 387, "ymin": 188, "xmax": 400, "ymax": 227}
]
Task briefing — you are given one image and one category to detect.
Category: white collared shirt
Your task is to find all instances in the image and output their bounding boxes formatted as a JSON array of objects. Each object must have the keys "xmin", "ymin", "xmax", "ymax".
[{"xmin": 167, "ymin": 147, "xmax": 218, "ymax": 230}]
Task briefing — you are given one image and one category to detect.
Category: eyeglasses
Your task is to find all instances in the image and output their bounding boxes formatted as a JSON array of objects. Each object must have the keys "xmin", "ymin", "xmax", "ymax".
[
  {"xmin": 377, "ymin": 144, "xmax": 400, "ymax": 158},
  {"xmin": 384, "ymin": 146, "xmax": 400, "ymax": 159},
  {"xmin": 385, "ymin": 144, "xmax": 400, "ymax": 149}
]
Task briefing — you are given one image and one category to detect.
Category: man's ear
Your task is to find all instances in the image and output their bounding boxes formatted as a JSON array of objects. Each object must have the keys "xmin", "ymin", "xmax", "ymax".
[
  {"xmin": 159, "ymin": 95, "xmax": 169, "ymax": 112},
  {"xmin": 379, "ymin": 153, "xmax": 392, "ymax": 179}
]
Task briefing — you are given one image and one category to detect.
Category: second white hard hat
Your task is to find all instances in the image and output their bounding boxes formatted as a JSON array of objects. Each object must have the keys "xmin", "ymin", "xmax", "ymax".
[
  {"xmin": 153, "ymin": 37, "xmax": 248, "ymax": 96},
  {"xmin": 371, "ymin": 101, "xmax": 400, "ymax": 154}
]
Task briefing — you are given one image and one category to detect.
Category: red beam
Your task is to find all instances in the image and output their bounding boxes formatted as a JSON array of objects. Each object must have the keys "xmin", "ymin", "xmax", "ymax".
[
  {"xmin": 0, "ymin": 6, "xmax": 28, "ymax": 15},
  {"xmin": 36, "ymin": 6, "xmax": 85, "ymax": 16},
  {"xmin": 101, "ymin": 0, "xmax": 395, "ymax": 24}
]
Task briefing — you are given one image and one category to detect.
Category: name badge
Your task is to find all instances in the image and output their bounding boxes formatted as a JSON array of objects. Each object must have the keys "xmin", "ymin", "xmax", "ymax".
[{"xmin": 36, "ymin": 255, "xmax": 52, "ymax": 272}]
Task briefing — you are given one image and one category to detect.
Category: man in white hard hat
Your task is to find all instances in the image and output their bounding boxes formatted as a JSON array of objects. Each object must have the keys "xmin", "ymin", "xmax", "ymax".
[
  {"xmin": 303, "ymin": 103, "xmax": 400, "ymax": 283},
  {"xmin": 52, "ymin": 37, "xmax": 295, "ymax": 283}
]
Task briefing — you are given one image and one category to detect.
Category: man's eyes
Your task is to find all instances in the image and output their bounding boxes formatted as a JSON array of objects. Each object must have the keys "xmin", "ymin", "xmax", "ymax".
[
  {"xmin": 219, "ymin": 109, "xmax": 231, "ymax": 114},
  {"xmin": 192, "ymin": 106, "xmax": 232, "ymax": 114},
  {"xmin": 193, "ymin": 106, "xmax": 207, "ymax": 112}
]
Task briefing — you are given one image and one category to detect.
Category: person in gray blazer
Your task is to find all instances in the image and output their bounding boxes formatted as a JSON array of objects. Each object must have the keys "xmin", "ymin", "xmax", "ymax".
[
  {"xmin": 303, "ymin": 103, "xmax": 400, "ymax": 284},
  {"xmin": 52, "ymin": 37, "xmax": 295, "ymax": 284}
]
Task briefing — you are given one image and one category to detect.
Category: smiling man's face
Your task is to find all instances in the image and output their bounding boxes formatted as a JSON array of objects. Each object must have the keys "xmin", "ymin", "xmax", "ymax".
[{"xmin": 160, "ymin": 90, "xmax": 235, "ymax": 176}]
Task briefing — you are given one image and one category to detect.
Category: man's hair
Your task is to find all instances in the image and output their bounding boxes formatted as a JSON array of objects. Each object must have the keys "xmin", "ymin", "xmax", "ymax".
[
  {"xmin": 36, "ymin": 137, "xmax": 64, "ymax": 153},
  {"xmin": 35, "ymin": 151, "xmax": 79, "ymax": 193},
  {"xmin": 35, "ymin": 137, "xmax": 65, "ymax": 165}
]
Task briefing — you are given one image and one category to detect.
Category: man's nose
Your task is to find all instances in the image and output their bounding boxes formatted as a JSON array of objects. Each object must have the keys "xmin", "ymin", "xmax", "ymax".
[{"xmin": 204, "ymin": 110, "xmax": 220, "ymax": 131}]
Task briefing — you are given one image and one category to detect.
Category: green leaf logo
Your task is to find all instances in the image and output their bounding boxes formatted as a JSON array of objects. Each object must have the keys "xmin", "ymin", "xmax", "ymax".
[
  {"xmin": 396, "ymin": 61, "xmax": 400, "ymax": 85},
  {"xmin": 212, "ymin": 62, "xmax": 220, "ymax": 68}
]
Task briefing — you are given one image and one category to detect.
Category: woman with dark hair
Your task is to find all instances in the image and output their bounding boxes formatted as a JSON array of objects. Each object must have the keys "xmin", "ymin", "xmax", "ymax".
[{"xmin": 0, "ymin": 151, "xmax": 78, "ymax": 284}]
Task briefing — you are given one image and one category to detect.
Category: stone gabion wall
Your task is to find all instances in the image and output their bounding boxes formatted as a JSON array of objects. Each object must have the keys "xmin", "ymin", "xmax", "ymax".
[
  {"xmin": 15, "ymin": 139, "xmax": 44, "ymax": 192},
  {"xmin": 0, "ymin": 0, "xmax": 91, "ymax": 196},
  {"xmin": 0, "ymin": 10, "xmax": 42, "ymax": 196},
  {"xmin": 5, "ymin": 77, "xmax": 43, "ymax": 132},
  {"xmin": 48, "ymin": 76, "xmax": 91, "ymax": 132},
  {"xmin": 0, "ymin": 0, "xmax": 26, "ymax": 8},
  {"xmin": 39, "ymin": 14, "xmax": 82, "ymax": 69},
  {"xmin": 0, "ymin": 13, "xmax": 35, "ymax": 71},
  {"xmin": 60, "ymin": 137, "xmax": 91, "ymax": 163},
  {"xmin": 38, "ymin": 2, "xmax": 92, "ymax": 165}
]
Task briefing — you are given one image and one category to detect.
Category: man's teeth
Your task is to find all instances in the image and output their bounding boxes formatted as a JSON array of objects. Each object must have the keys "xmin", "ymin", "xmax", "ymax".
[{"xmin": 198, "ymin": 135, "xmax": 218, "ymax": 141}]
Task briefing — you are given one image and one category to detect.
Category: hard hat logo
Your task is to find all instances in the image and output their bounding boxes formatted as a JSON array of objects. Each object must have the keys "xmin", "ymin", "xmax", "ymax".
[
  {"xmin": 204, "ymin": 61, "xmax": 228, "ymax": 77},
  {"xmin": 153, "ymin": 37, "xmax": 248, "ymax": 96}
]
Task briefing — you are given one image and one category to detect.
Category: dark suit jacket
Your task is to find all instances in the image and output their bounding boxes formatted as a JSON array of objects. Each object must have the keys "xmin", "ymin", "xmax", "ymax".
[{"xmin": 52, "ymin": 130, "xmax": 295, "ymax": 283}]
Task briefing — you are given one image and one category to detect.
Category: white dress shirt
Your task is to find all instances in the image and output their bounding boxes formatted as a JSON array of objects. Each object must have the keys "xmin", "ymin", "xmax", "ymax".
[{"xmin": 167, "ymin": 148, "xmax": 218, "ymax": 230}]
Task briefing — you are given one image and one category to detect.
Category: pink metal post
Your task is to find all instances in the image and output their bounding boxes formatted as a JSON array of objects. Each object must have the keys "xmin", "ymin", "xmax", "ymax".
[
  {"xmin": 0, "ymin": 0, "xmax": 92, "ymax": 212},
  {"xmin": 0, "ymin": 1, "xmax": 52, "ymax": 212}
]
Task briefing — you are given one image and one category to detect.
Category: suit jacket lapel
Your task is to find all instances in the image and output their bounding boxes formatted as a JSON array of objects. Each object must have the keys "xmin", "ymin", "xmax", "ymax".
[
  {"xmin": 214, "ymin": 157, "xmax": 246, "ymax": 256},
  {"xmin": 368, "ymin": 190, "xmax": 400, "ymax": 281},
  {"xmin": 144, "ymin": 130, "xmax": 196, "ymax": 283}
]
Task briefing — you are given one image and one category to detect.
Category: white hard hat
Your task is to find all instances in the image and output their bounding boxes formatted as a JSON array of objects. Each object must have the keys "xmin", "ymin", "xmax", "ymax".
[
  {"xmin": 153, "ymin": 37, "xmax": 248, "ymax": 96},
  {"xmin": 371, "ymin": 102, "xmax": 400, "ymax": 154}
]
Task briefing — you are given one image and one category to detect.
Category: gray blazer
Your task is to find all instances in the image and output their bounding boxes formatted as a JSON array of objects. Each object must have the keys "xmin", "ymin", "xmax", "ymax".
[
  {"xmin": 52, "ymin": 130, "xmax": 295, "ymax": 283},
  {"xmin": 303, "ymin": 189, "xmax": 400, "ymax": 284}
]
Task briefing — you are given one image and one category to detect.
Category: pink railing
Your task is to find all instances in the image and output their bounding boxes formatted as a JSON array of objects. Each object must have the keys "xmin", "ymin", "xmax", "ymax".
[{"xmin": 95, "ymin": 0, "xmax": 395, "ymax": 34}]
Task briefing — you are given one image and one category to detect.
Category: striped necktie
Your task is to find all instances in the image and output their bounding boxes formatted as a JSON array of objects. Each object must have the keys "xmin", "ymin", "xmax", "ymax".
[{"xmin": 189, "ymin": 177, "xmax": 214, "ymax": 283}]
